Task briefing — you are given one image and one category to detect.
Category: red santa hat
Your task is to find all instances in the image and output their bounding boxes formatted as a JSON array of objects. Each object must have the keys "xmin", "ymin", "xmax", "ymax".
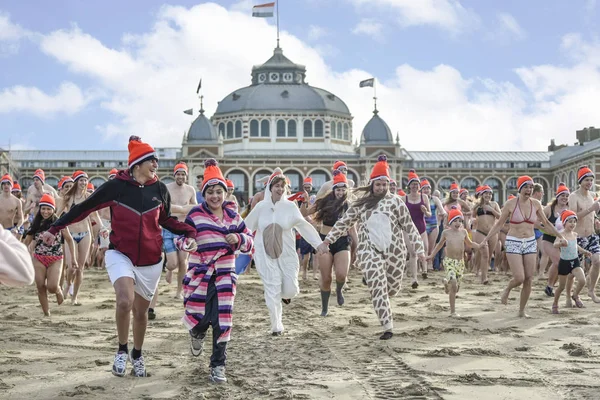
[
  {"xmin": 173, "ymin": 162, "xmax": 188, "ymax": 176},
  {"xmin": 508, "ymin": 194, "xmax": 516, "ymax": 200},
  {"xmin": 33, "ymin": 169, "xmax": 45, "ymax": 184},
  {"xmin": 407, "ymin": 169, "xmax": 420, "ymax": 186},
  {"xmin": 87, "ymin": 182, "xmax": 95, "ymax": 192},
  {"xmin": 226, "ymin": 179, "xmax": 235, "ymax": 189},
  {"xmin": 578, "ymin": 165, "xmax": 594, "ymax": 184},
  {"xmin": 202, "ymin": 159, "xmax": 227, "ymax": 194},
  {"xmin": 517, "ymin": 175, "xmax": 534, "ymax": 192},
  {"xmin": 480, "ymin": 185, "xmax": 493, "ymax": 195},
  {"xmin": 448, "ymin": 206, "xmax": 464, "ymax": 224},
  {"xmin": 333, "ymin": 160, "xmax": 347, "ymax": 171},
  {"xmin": 1, "ymin": 174, "xmax": 12, "ymax": 188},
  {"xmin": 108, "ymin": 168, "xmax": 118, "ymax": 179},
  {"xmin": 128, "ymin": 135, "xmax": 158, "ymax": 169},
  {"xmin": 58, "ymin": 176, "xmax": 74, "ymax": 190},
  {"xmin": 398, "ymin": 189, "xmax": 406, "ymax": 196},
  {"xmin": 332, "ymin": 170, "xmax": 348, "ymax": 188},
  {"xmin": 369, "ymin": 155, "xmax": 390, "ymax": 183},
  {"xmin": 11, "ymin": 182, "xmax": 21, "ymax": 192},
  {"xmin": 448, "ymin": 182, "xmax": 459, "ymax": 193},
  {"xmin": 459, "ymin": 188, "xmax": 469, "ymax": 196},
  {"xmin": 420, "ymin": 179, "xmax": 431, "ymax": 189},
  {"xmin": 303, "ymin": 177, "xmax": 313, "ymax": 186},
  {"xmin": 555, "ymin": 182, "xmax": 570, "ymax": 197},
  {"xmin": 72, "ymin": 170, "xmax": 88, "ymax": 182},
  {"xmin": 39, "ymin": 194, "xmax": 55, "ymax": 210},
  {"xmin": 560, "ymin": 209, "xmax": 577, "ymax": 225}
]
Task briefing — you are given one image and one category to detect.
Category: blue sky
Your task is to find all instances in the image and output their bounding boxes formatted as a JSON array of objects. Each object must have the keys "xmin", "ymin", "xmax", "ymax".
[{"xmin": 1, "ymin": 0, "xmax": 600, "ymax": 151}]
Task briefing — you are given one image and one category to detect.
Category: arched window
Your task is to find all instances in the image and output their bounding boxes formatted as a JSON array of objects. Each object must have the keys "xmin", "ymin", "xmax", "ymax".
[
  {"xmin": 284, "ymin": 170, "xmax": 302, "ymax": 192},
  {"xmin": 310, "ymin": 170, "xmax": 329, "ymax": 192},
  {"xmin": 343, "ymin": 123, "xmax": 349, "ymax": 141},
  {"xmin": 569, "ymin": 171, "xmax": 575, "ymax": 190},
  {"xmin": 506, "ymin": 177, "xmax": 518, "ymax": 197},
  {"xmin": 250, "ymin": 120, "xmax": 259, "ymax": 137},
  {"xmin": 218, "ymin": 123, "xmax": 225, "ymax": 137},
  {"xmin": 304, "ymin": 120, "xmax": 313, "ymax": 137},
  {"xmin": 253, "ymin": 169, "xmax": 272, "ymax": 193},
  {"xmin": 314, "ymin": 120, "xmax": 324, "ymax": 137},
  {"xmin": 261, "ymin": 120, "xmax": 270, "ymax": 137},
  {"xmin": 553, "ymin": 175, "xmax": 559, "ymax": 191},
  {"xmin": 438, "ymin": 178, "xmax": 454, "ymax": 193},
  {"xmin": 226, "ymin": 121, "xmax": 234, "ymax": 139},
  {"xmin": 460, "ymin": 177, "xmax": 479, "ymax": 191},
  {"xmin": 337, "ymin": 122, "xmax": 342, "ymax": 139},
  {"xmin": 227, "ymin": 170, "xmax": 248, "ymax": 206},
  {"xmin": 45, "ymin": 176, "xmax": 59, "ymax": 189},
  {"xmin": 277, "ymin": 120, "xmax": 286, "ymax": 137},
  {"xmin": 331, "ymin": 121, "xmax": 336, "ymax": 138},
  {"xmin": 235, "ymin": 121, "xmax": 242, "ymax": 138},
  {"xmin": 90, "ymin": 177, "xmax": 106, "ymax": 189},
  {"xmin": 421, "ymin": 176, "xmax": 436, "ymax": 191},
  {"xmin": 347, "ymin": 171, "xmax": 358, "ymax": 187},
  {"xmin": 288, "ymin": 120, "xmax": 296, "ymax": 137}
]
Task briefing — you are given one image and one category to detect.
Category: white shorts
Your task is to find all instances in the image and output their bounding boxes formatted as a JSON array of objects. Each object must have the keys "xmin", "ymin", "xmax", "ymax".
[{"xmin": 105, "ymin": 250, "xmax": 162, "ymax": 301}]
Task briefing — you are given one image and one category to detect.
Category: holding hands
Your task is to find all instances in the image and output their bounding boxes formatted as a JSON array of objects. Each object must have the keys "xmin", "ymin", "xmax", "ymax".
[
  {"xmin": 317, "ymin": 241, "xmax": 329, "ymax": 254},
  {"xmin": 182, "ymin": 237, "xmax": 198, "ymax": 252}
]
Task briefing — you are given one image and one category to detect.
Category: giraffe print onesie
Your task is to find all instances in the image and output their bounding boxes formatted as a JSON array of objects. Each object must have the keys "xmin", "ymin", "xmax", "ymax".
[{"xmin": 325, "ymin": 193, "xmax": 424, "ymax": 331}]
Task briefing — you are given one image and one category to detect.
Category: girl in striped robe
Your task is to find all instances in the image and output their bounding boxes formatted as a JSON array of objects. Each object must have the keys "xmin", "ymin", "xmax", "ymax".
[{"xmin": 175, "ymin": 159, "xmax": 253, "ymax": 384}]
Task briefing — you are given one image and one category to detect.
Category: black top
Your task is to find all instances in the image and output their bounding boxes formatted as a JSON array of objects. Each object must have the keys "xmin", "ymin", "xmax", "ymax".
[{"xmin": 322, "ymin": 203, "xmax": 349, "ymax": 227}]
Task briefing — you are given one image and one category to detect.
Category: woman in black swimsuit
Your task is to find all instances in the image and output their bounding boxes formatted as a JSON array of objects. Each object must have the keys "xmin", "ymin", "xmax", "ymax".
[{"xmin": 471, "ymin": 185, "xmax": 501, "ymax": 284}]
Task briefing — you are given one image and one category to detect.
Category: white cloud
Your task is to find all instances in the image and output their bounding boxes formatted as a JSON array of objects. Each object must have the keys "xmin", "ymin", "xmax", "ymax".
[
  {"xmin": 30, "ymin": 3, "xmax": 600, "ymax": 151},
  {"xmin": 347, "ymin": 0, "xmax": 479, "ymax": 34},
  {"xmin": 352, "ymin": 19, "xmax": 384, "ymax": 39},
  {"xmin": 307, "ymin": 25, "xmax": 327, "ymax": 41},
  {"xmin": 0, "ymin": 82, "xmax": 93, "ymax": 117},
  {"xmin": 486, "ymin": 12, "xmax": 526, "ymax": 43},
  {"xmin": 0, "ymin": 11, "xmax": 30, "ymax": 56}
]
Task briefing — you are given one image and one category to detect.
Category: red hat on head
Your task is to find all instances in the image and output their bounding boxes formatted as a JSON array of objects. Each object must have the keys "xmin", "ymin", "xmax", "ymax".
[
  {"xmin": 33, "ymin": 169, "xmax": 45, "ymax": 183},
  {"xmin": 11, "ymin": 182, "xmax": 21, "ymax": 192},
  {"xmin": 390, "ymin": 179, "xmax": 397, "ymax": 185},
  {"xmin": 475, "ymin": 186, "xmax": 483, "ymax": 196},
  {"xmin": 420, "ymin": 179, "xmax": 431, "ymax": 189},
  {"xmin": 578, "ymin": 165, "xmax": 594, "ymax": 184},
  {"xmin": 332, "ymin": 170, "xmax": 348, "ymax": 188},
  {"xmin": 128, "ymin": 136, "xmax": 157, "ymax": 169},
  {"xmin": 369, "ymin": 155, "xmax": 390, "ymax": 183},
  {"xmin": 398, "ymin": 189, "xmax": 406, "ymax": 196},
  {"xmin": 72, "ymin": 170, "xmax": 88, "ymax": 182},
  {"xmin": 39, "ymin": 194, "xmax": 55, "ymax": 210},
  {"xmin": 449, "ymin": 182, "xmax": 459, "ymax": 192},
  {"xmin": 556, "ymin": 182, "xmax": 570, "ymax": 197},
  {"xmin": 460, "ymin": 188, "xmax": 468, "ymax": 196},
  {"xmin": 560, "ymin": 210, "xmax": 577, "ymax": 225},
  {"xmin": 480, "ymin": 185, "xmax": 492, "ymax": 195},
  {"xmin": 1, "ymin": 174, "xmax": 12, "ymax": 188},
  {"xmin": 87, "ymin": 182, "xmax": 94, "ymax": 192},
  {"xmin": 333, "ymin": 160, "xmax": 347, "ymax": 171},
  {"xmin": 303, "ymin": 177, "xmax": 313, "ymax": 185},
  {"xmin": 508, "ymin": 194, "xmax": 516, "ymax": 200},
  {"xmin": 266, "ymin": 168, "xmax": 285, "ymax": 188},
  {"xmin": 517, "ymin": 175, "xmax": 534, "ymax": 192},
  {"xmin": 109, "ymin": 168, "xmax": 118, "ymax": 179},
  {"xmin": 225, "ymin": 179, "xmax": 234, "ymax": 189},
  {"xmin": 448, "ymin": 206, "xmax": 464, "ymax": 224},
  {"xmin": 58, "ymin": 176, "xmax": 73, "ymax": 190},
  {"xmin": 407, "ymin": 169, "xmax": 420, "ymax": 186},
  {"xmin": 202, "ymin": 159, "xmax": 227, "ymax": 194},
  {"xmin": 173, "ymin": 162, "xmax": 188, "ymax": 176}
]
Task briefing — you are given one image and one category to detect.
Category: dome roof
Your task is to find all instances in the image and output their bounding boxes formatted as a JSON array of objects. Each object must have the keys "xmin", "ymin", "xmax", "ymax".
[
  {"xmin": 214, "ymin": 84, "xmax": 350, "ymax": 116},
  {"xmin": 187, "ymin": 111, "xmax": 217, "ymax": 142},
  {"xmin": 361, "ymin": 111, "xmax": 393, "ymax": 144}
]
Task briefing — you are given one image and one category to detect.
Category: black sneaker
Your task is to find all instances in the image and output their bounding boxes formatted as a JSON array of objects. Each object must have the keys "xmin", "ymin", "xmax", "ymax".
[
  {"xmin": 148, "ymin": 308, "xmax": 156, "ymax": 320},
  {"xmin": 544, "ymin": 286, "xmax": 554, "ymax": 297}
]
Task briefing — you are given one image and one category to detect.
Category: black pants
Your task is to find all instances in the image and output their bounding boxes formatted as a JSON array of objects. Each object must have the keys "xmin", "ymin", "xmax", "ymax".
[{"xmin": 191, "ymin": 277, "xmax": 227, "ymax": 367}]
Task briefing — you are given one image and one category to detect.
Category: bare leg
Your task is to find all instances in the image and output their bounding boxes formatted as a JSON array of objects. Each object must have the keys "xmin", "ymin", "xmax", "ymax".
[
  {"xmin": 587, "ymin": 254, "xmax": 600, "ymax": 303},
  {"xmin": 165, "ymin": 251, "xmax": 177, "ymax": 290},
  {"xmin": 502, "ymin": 254, "xmax": 526, "ymax": 305},
  {"xmin": 449, "ymin": 278, "xmax": 458, "ymax": 316},
  {"xmin": 114, "ymin": 277, "xmax": 135, "ymax": 346},
  {"xmin": 72, "ymin": 233, "xmax": 91, "ymax": 305},
  {"xmin": 318, "ymin": 252, "xmax": 333, "ymax": 316},
  {"xmin": 518, "ymin": 254, "xmax": 537, "ymax": 317},
  {"xmin": 46, "ymin": 260, "xmax": 64, "ymax": 306},
  {"xmin": 175, "ymin": 250, "xmax": 188, "ymax": 299},
  {"xmin": 552, "ymin": 275, "xmax": 567, "ymax": 312},
  {"xmin": 34, "ymin": 261, "xmax": 50, "ymax": 316}
]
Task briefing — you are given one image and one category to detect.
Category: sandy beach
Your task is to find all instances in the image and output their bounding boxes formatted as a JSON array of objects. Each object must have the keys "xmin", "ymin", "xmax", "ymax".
[{"xmin": 1, "ymin": 266, "xmax": 599, "ymax": 400}]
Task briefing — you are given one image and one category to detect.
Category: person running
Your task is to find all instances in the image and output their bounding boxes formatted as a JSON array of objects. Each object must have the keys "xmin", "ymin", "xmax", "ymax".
[
  {"xmin": 244, "ymin": 169, "xmax": 323, "ymax": 336},
  {"xmin": 24, "ymin": 169, "xmax": 58, "ymax": 217},
  {"xmin": 541, "ymin": 183, "xmax": 570, "ymax": 297},
  {"xmin": 471, "ymin": 185, "xmax": 500, "ymax": 284},
  {"xmin": 23, "ymin": 194, "xmax": 76, "ymax": 316},
  {"xmin": 315, "ymin": 160, "xmax": 355, "ymax": 199},
  {"xmin": 195, "ymin": 174, "xmax": 205, "ymax": 204},
  {"xmin": 41, "ymin": 136, "xmax": 197, "ymax": 378},
  {"xmin": 296, "ymin": 177, "xmax": 318, "ymax": 281},
  {"xmin": 401, "ymin": 170, "xmax": 431, "ymax": 285},
  {"xmin": 10, "ymin": 181, "xmax": 25, "ymax": 239},
  {"xmin": 552, "ymin": 210, "xmax": 591, "ymax": 314},
  {"xmin": 303, "ymin": 170, "xmax": 353, "ymax": 316},
  {"xmin": 421, "ymin": 180, "xmax": 445, "ymax": 270},
  {"xmin": 483, "ymin": 176, "xmax": 565, "ymax": 317},
  {"xmin": 224, "ymin": 179, "xmax": 239, "ymax": 211},
  {"xmin": 179, "ymin": 159, "xmax": 253, "ymax": 384},
  {"xmin": 427, "ymin": 207, "xmax": 484, "ymax": 317},
  {"xmin": 568, "ymin": 166, "xmax": 600, "ymax": 303},
  {"xmin": 0, "ymin": 174, "xmax": 24, "ymax": 238},
  {"xmin": 0, "ymin": 223, "xmax": 34, "ymax": 286},
  {"xmin": 57, "ymin": 176, "xmax": 74, "ymax": 197},
  {"xmin": 318, "ymin": 155, "xmax": 425, "ymax": 340}
]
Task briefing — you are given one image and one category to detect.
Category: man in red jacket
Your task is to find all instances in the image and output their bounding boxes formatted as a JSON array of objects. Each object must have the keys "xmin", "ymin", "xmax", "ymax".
[{"xmin": 42, "ymin": 136, "xmax": 197, "ymax": 378}]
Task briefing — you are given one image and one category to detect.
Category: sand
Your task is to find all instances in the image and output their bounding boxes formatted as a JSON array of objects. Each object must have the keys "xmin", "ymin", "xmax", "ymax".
[{"xmin": 1, "ymin": 266, "xmax": 600, "ymax": 400}]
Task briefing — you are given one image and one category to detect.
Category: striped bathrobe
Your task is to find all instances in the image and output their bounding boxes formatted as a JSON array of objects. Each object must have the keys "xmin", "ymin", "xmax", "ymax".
[{"xmin": 176, "ymin": 201, "xmax": 253, "ymax": 343}]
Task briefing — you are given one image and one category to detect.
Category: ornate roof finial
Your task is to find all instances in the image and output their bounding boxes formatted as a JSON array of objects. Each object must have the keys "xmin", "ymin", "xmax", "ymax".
[{"xmin": 199, "ymin": 95, "xmax": 204, "ymax": 115}]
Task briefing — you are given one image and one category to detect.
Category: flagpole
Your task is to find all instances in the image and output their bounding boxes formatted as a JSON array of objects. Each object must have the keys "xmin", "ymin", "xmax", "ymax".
[
  {"xmin": 373, "ymin": 78, "xmax": 378, "ymax": 113},
  {"xmin": 276, "ymin": 0, "xmax": 280, "ymax": 48}
]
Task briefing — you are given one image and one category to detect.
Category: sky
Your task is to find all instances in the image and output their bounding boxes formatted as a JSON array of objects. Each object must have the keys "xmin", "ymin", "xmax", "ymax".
[{"xmin": 1, "ymin": 0, "xmax": 600, "ymax": 152}]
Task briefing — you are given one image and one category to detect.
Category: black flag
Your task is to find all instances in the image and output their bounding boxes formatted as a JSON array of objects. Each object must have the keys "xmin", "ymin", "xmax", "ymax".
[{"xmin": 196, "ymin": 78, "xmax": 202, "ymax": 94}]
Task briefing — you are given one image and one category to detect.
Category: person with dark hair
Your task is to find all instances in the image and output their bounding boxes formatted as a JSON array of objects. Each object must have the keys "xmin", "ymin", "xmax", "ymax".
[
  {"xmin": 244, "ymin": 170, "xmax": 323, "ymax": 336},
  {"xmin": 0, "ymin": 174, "xmax": 24, "ymax": 238},
  {"xmin": 23, "ymin": 194, "xmax": 76, "ymax": 316},
  {"xmin": 196, "ymin": 174, "xmax": 205, "ymax": 204},
  {"xmin": 471, "ymin": 185, "xmax": 501, "ymax": 285},
  {"xmin": 41, "ymin": 136, "xmax": 197, "ymax": 378},
  {"xmin": 318, "ymin": 155, "xmax": 425, "ymax": 340}
]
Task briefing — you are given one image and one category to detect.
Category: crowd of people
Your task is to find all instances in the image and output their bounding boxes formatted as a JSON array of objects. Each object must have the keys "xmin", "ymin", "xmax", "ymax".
[{"xmin": 2, "ymin": 135, "xmax": 600, "ymax": 384}]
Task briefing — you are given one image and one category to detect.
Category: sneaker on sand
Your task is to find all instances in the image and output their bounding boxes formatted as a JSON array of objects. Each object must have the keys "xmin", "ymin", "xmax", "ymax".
[
  {"xmin": 190, "ymin": 331, "xmax": 205, "ymax": 357},
  {"xmin": 209, "ymin": 365, "xmax": 227, "ymax": 384},
  {"xmin": 112, "ymin": 351, "xmax": 128, "ymax": 377},
  {"xmin": 129, "ymin": 353, "xmax": 147, "ymax": 377}
]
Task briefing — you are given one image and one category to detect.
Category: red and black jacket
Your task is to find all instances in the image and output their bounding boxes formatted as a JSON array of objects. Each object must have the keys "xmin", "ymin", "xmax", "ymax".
[{"xmin": 49, "ymin": 170, "xmax": 195, "ymax": 266}]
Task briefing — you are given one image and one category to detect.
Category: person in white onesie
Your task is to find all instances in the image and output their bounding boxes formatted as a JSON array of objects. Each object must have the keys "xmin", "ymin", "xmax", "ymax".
[{"xmin": 244, "ymin": 171, "xmax": 323, "ymax": 336}]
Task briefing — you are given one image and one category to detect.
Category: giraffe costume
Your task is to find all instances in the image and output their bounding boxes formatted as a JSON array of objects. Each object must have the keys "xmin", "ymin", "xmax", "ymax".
[{"xmin": 325, "ymin": 155, "xmax": 424, "ymax": 333}]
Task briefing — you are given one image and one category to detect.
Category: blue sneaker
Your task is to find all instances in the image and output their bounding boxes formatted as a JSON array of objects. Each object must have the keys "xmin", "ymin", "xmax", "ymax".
[{"xmin": 112, "ymin": 352, "xmax": 128, "ymax": 377}]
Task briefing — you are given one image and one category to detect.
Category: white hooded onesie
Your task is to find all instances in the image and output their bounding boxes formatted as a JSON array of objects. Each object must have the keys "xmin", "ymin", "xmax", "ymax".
[{"xmin": 244, "ymin": 177, "xmax": 322, "ymax": 333}]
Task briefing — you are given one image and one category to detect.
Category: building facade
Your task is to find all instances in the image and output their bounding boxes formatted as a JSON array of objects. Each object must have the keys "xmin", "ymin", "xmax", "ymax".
[{"xmin": 3, "ymin": 47, "xmax": 600, "ymax": 206}]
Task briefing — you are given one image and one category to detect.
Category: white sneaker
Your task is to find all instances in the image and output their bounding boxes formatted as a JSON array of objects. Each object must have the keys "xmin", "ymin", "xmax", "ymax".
[
  {"xmin": 209, "ymin": 365, "xmax": 227, "ymax": 384},
  {"xmin": 129, "ymin": 352, "xmax": 147, "ymax": 377},
  {"xmin": 112, "ymin": 352, "xmax": 128, "ymax": 377},
  {"xmin": 190, "ymin": 331, "xmax": 204, "ymax": 357}
]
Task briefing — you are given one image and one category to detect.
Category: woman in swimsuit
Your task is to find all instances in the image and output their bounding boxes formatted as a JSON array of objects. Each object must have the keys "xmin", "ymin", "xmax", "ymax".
[
  {"xmin": 471, "ymin": 185, "xmax": 501, "ymax": 284},
  {"xmin": 484, "ymin": 176, "xmax": 565, "ymax": 317},
  {"xmin": 443, "ymin": 182, "xmax": 471, "ymax": 215},
  {"xmin": 540, "ymin": 183, "xmax": 570, "ymax": 298},
  {"xmin": 421, "ymin": 180, "xmax": 446, "ymax": 272},
  {"xmin": 303, "ymin": 170, "xmax": 354, "ymax": 316},
  {"xmin": 401, "ymin": 170, "xmax": 431, "ymax": 286},
  {"xmin": 23, "ymin": 194, "xmax": 76, "ymax": 316},
  {"xmin": 57, "ymin": 170, "xmax": 100, "ymax": 305}
]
